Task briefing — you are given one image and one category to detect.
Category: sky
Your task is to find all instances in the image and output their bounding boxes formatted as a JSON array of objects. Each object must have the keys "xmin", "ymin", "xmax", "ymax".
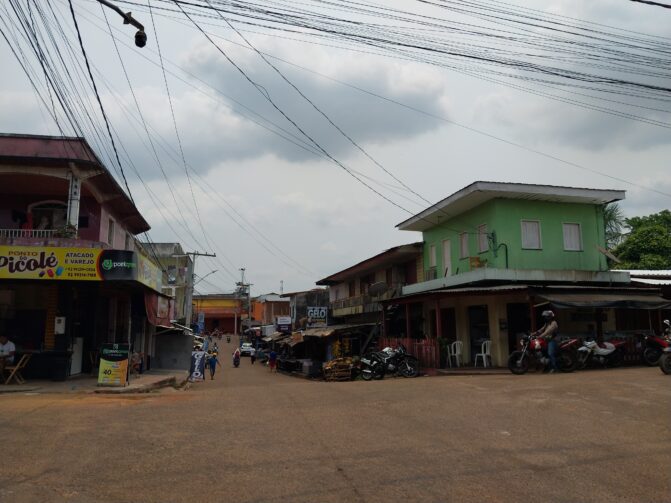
[{"xmin": 1, "ymin": 0, "xmax": 670, "ymax": 295}]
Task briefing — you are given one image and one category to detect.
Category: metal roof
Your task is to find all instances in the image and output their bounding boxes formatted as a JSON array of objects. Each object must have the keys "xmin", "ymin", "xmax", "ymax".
[
  {"xmin": 316, "ymin": 242, "xmax": 422, "ymax": 285},
  {"xmin": 616, "ymin": 270, "xmax": 671, "ymax": 278},
  {"xmin": 397, "ymin": 181, "xmax": 625, "ymax": 232}
]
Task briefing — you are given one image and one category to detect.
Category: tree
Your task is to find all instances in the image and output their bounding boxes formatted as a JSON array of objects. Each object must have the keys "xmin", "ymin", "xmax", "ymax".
[
  {"xmin": 603, "ymin": 202, "xmax": 625, "ymax": 249},
  {"xmin": 613, "ymin": 210, "xmax": 671, "ymax": 269}
]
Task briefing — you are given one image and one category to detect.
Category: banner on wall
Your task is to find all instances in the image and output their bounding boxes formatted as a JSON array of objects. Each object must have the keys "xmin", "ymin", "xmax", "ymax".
[
  {"xmin": 97, "ymin": 343, "xmax": 130, "ymax": 386},
  {"xmin": 0, "ymin": 246, "xmax": 162, "ymax": 292}
]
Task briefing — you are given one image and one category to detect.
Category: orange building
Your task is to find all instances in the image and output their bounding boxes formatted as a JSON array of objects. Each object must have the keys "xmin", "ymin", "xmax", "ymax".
[{"xmin": 193, "ymin": 294, "xmax": 246, "ymax": 334}]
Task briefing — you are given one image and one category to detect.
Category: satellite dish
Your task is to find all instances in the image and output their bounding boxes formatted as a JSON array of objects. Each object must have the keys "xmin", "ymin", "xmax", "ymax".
[
  {"xmin": 368, "ymin": 281, "xmax": 388, "ymax": 296},
  {"xmin": 596, "ymin": 245, "xmax": 621, "ymax": 264}
]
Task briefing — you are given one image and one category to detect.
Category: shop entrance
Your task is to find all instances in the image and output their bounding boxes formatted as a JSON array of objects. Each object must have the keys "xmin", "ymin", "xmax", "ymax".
[{"xmin": 467, "ymin": 305, "xmax": 489, "ymax": 363}]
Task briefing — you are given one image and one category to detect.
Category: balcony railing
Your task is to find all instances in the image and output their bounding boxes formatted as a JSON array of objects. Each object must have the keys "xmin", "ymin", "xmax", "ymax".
[
  {"xmin": 0, "ymin": 229, "xmax": 58, "ymax": 239},
  {"xmin": 331, "ymin": 285, "xmax": 402, "ymax": 312}
]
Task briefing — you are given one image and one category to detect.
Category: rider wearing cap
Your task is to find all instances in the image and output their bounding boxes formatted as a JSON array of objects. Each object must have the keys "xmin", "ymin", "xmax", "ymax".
[{"xmin": 533, "ymin": 310, "xmax": 559, "ymax": 373}]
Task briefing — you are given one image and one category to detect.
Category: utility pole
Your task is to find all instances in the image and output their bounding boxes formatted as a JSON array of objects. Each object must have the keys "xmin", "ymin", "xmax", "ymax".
[{"xmin": 236, "ymin": 268, "xmax": 252, "ymax": 336}]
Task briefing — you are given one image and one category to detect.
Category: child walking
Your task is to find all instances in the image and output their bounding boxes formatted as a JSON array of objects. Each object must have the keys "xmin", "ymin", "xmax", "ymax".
[{"xmin": 208, "ymin": 352, "xmax": 222, "ymax": 380}]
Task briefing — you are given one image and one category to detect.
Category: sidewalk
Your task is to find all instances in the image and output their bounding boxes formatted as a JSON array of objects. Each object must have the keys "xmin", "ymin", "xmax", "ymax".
[
  {"xmin": 0, "ymin": 369, "xmax": 189, "ymax": 395},
  {"xmin": 435, "ymin": 366, "xmax": 509, "ymax": 376}
]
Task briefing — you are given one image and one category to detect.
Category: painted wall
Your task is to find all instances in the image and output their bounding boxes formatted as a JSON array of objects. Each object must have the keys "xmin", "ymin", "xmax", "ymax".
[{"xmin": 422, "ymin": 198, "xmax": 607, "ymax": 277}]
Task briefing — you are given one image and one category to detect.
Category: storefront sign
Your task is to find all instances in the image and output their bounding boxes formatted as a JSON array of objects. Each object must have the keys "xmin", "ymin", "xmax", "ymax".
[
  {"xmin": 307, "ymin": 306, "xmax": 328, "ymax": 327},
  {"xmin": 276, "ymin": 315, "xmax": 292, "ymax": 334},
  {"xmin": 0, "ymin": 246, "xmax": 162, "ymax": 292},
  {"xmin": 189, "ymin": 350, "xmax": 207, "ymax": 382},
  {"xmin": 97, "ymin": 343, "xmax": 130, "ymax": 386}
]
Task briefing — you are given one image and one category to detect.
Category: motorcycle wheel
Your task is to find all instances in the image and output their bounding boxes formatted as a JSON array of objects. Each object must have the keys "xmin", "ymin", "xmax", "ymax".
[
  {"xmin": 608, "ymin": 349, "xmax": 624, "ymax": 368},
  {"xmin": 400, "ymin": 359, "xmax": 419, "ymax": 378},
  {"xmin": 643, "ymin": 347, "xmax": 661, "ymax": 366},
  {"xmin": 361, "ymin": 365, "xmax": 374, "ymax": 381},
  {"xmin": 507, "ymin": 351, "xmax": 529, "ymax": 375},
  {"xmin": 558, "ymin": 351, "xmax": 576, "ymax": 373},
  {"xmin": 659, "ymin": 354, "xmax": 671, "ymax": 375}
]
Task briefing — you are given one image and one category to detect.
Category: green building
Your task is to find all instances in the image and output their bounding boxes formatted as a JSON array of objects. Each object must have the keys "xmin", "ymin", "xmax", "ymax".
[{"xmin": 379, "ymin": 182, "xmax": 669, "ymax": 368}]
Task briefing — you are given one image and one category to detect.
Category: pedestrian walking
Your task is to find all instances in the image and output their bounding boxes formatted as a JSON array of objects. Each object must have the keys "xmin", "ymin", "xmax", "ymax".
[
  {"xmin": 250, "ymin": 347, "xmax": 256, "ymax": 365},
  {"xmin": 208, "ymin": 352, "xmax": 222, "ymax": 380},
  {"xmin": 268, "ymin": 349, "xmax": 277, "ymax": 372}
]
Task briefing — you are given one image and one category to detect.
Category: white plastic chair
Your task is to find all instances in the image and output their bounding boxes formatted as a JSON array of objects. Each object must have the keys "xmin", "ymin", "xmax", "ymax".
[
  {"xmin": 474, "ymin": 340, "xmax": 491, "ymax": 368},
  {"xmin": 449, "ymin": 340, "xmax": 463, "ymax": 368}
]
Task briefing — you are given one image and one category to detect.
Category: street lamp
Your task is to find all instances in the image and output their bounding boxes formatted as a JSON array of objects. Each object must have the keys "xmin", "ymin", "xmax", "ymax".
[
  {"xmin": 194, "ymin": 270, "xmax": 218, "ymax": 286},
  {"xmin": 96, "ymin": 0, "xmax": 147, "ymax": 47}
]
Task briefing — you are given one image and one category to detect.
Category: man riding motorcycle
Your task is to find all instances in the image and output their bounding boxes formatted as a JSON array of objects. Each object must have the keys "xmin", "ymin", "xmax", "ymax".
[{"xmin": 532, "ymin": 310, "xmax": 559, "ymax": 373}]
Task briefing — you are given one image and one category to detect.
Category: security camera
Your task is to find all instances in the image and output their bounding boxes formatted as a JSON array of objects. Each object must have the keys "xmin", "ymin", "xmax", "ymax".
[{"xmin": 135, "ymin": 30, "xmax": 147, "ymax": 48}]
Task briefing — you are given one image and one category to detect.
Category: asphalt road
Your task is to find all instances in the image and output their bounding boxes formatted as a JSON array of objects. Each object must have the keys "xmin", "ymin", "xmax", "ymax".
[{"xmin": 0, "ymin": 358, "xmax": 669, "ymax": 503}]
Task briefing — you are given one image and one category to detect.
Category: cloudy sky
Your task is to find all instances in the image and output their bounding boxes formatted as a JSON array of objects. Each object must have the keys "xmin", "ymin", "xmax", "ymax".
[{"xmin": 1, "ymin": 0, "xmax": 670, "ymax": 295}]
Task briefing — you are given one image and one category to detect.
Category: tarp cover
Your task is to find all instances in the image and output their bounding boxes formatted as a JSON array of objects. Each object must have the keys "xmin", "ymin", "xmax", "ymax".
[{"xmin": 536, "ymin": 292, "xmax": 671, "ymax": 310}]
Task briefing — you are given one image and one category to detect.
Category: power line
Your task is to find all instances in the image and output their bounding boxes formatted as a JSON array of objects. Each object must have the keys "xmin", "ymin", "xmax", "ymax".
[{"xmin": 67, "ymin": 0, "xmax": 136, "ymax": 204}]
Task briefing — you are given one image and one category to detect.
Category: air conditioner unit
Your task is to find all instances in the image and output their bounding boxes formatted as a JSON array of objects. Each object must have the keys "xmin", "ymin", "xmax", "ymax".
[{"xmin": 425, "ymin": 267, "xmax": 437, "ymax": 280}]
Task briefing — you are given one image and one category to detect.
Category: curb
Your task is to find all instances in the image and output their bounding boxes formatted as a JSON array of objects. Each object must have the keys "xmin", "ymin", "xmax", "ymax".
[
  {"xmin": 94, "ymin": 376, "xmax": 177, "ymax": 394},
  {"xmin": 0, "ymin": 386, "xmax": 41, "ymax": 394}
]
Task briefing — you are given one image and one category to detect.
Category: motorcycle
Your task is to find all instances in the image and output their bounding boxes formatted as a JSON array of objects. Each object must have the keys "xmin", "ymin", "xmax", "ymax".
[
  {"xmin": 226, "ymin": 335, "xmax": 231, "ymax": 343},
  {"xmin": 360, "ymin": 344, "xmax": 419, "ymax": 380},
  {"xmin": 233, "ymin": 354, "xmax": 240, "ymax": 368},
  {"xmin": 577, "ymin": 338, "xmax": 626, "ymax": 368},
  {"xmin": 642, "ymin": 333, "xmax": 671, "ymax": 366},
  {"xmin": 659, "ymin": 346, "xmax": 671, "ymax": 375},
  {"xmin": 508, "ymin": 334, "xmax": 579, "ymax": 374}
]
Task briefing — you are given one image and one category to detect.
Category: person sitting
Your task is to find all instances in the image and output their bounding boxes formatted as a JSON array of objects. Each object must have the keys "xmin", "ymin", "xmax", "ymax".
[
  {"xmin": 130, "ymin": 351, "xmax": 143, "ymax": 377},
  {"xmin": 0, "ymin": 334, "xmax": 16, "ymax": 372}
]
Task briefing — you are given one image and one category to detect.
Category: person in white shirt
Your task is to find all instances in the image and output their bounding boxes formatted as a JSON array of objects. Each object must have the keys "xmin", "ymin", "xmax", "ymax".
[{"xmin": 0, "ymin": 334, "xmax": 16, "ymax": 371}]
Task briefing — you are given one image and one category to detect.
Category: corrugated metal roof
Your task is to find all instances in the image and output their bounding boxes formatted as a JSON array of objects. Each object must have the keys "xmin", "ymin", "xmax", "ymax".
[
  {"xmin": 631, "ymin": 278, "xmax": 671, "ymax": 286},
  {"xmin": 616, "ymin": 270, "xmax": 671, "ymax": 278}
]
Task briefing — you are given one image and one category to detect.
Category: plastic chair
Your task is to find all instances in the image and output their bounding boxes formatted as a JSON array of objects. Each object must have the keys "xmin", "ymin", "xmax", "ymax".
[
  {"xmin": 474, "ymin": 340, "xmax": 491, "ymax": 368},
  {"xmin": 449, "ymin": 341, "xmax": 463, "ymax": 368}
]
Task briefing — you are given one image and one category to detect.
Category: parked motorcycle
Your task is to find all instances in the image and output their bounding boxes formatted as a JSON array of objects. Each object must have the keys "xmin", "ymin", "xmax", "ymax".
[
  {"xmin": 642, "ymin": 332, "xmax": 671, "ymax": 366},
  {"xmin": 360, "ymin": 344, "xmax": 419, "ymax": 380},
  {"xmin": 577, "ymin": 338, "xmax": 626, "ymax": 368},
  {"xmin": 659, "ymin": 346, "xmax": 671, "ymax": 375},
  {"xmin": 508, "ymin": 334, "xmax": 579, "ymax": 374}
]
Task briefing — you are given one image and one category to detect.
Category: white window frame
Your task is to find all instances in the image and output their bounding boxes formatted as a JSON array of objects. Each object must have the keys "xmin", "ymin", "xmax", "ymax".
[
  {"xmin": 428, "ymin": 244, "xmax": 436, "ymax": 268},
  {"xmin": 520, "ymin": 220, "xmax": 542, "ymax": 250},
  {"xmin": 477, "ymin": 224, "xmax": 488, "ymax": 253},
  {"xmin": 459, "ymin": 232, "xmax": 469, "ymax": 259},
  {"xmin": 562, "ymin": 222, "xmax": 583, "ymax": 251}
]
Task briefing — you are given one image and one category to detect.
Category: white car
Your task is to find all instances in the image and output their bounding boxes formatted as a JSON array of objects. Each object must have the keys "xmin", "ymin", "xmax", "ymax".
[{"xmin": 240, "ymin": 343, "xmax": 254, "ymax": 356}]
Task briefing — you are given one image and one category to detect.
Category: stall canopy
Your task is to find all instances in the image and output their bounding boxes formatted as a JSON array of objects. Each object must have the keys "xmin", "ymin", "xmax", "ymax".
[
  {"xmin": 302, "ymin": 323, "xmax": 377, "ymax": 338},
  {"xmin": 536, "ymin": 292, "xmax": 671, "ymax": 310}
]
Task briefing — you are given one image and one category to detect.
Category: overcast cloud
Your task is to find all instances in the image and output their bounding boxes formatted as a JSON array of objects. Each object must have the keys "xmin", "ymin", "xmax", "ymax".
[{"xmin": 0, "ymin": 0, "xmax": 669, "ymax": 294}]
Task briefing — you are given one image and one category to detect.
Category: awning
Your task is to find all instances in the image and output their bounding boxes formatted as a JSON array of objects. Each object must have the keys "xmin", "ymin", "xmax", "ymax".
[
  {"xmin": 302, "ymin": 323, "xmax": 377, "ymax": 338},
  {"xmin": 145, "ymin": 291, "xmax": 173, "ymax": 327},
  {"xmin": 535, "ymin": 292, "xmax": 671, "ymax": 310}
]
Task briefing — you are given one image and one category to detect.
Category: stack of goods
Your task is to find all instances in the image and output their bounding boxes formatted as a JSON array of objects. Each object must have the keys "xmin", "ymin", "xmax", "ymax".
[{"xmin": 323, "ymin": 357, "xmax": 353, "ymax": 381}]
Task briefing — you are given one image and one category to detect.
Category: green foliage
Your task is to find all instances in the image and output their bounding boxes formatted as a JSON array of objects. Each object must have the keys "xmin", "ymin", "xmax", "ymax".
[
  {"xmin": 603, "ymin": 203, "xmax": 625, "ymax": 249},
  {"xmin": 613, "ymin": 211, "xmax": 671, "ymax": 270},
  {"xmin": 625, "ymin": 209, "xmax": 671, "ymax": 233}
]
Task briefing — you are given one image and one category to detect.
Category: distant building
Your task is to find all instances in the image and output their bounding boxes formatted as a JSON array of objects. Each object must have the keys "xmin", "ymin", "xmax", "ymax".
[{"xmin": 251, "ymin": 293, "xmax": 290, "ymax": 326}]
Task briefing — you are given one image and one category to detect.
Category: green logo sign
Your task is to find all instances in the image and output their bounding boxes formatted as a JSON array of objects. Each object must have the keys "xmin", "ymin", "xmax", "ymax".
[{"xmin": 102, "ymin": 259, "xmax": 113, "ymax": 271}]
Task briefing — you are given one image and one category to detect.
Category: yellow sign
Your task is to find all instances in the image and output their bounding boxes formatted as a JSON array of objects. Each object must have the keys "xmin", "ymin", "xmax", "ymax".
[
  {"xmin": 97, "ymin": 343, "xmax": 130, "ymax": 386},
  {"xmin": 0, "ymin": 246, "xmax": 102, "ymax": 281}
]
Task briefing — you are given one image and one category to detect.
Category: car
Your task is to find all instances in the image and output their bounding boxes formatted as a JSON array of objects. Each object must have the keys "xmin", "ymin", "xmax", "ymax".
[{"xmin": 240, "ymin": 342, "xmax": 254, "ymax": 356}]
